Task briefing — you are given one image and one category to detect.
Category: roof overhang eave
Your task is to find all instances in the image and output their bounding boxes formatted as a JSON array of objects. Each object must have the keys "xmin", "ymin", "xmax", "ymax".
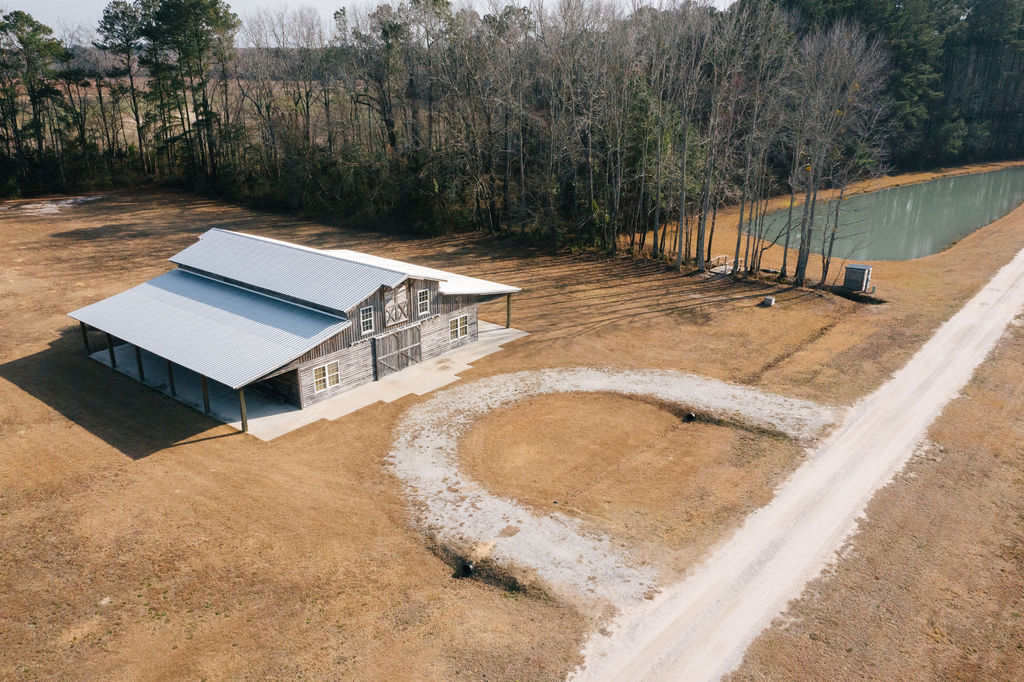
[{"xmin": 69, "ymin": 312, "xmax": 352, "ymax": 391}]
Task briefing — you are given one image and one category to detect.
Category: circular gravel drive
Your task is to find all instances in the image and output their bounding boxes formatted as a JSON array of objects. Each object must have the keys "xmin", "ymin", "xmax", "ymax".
[{"xmin": 388, "ymin": 368, "xmax": 839, "ymax": 606}]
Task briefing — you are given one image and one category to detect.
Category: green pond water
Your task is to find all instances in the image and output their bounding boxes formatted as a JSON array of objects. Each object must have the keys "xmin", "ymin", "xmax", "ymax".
[{"xmin": 760, "ymin": 165, "xmax": 1024, "ymax": 261}]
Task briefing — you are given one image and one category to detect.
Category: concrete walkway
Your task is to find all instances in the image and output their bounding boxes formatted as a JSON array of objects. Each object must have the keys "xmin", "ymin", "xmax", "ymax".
[{"xmin": 91, "ymin": 320, "xmax": 527, "ymax": 440}]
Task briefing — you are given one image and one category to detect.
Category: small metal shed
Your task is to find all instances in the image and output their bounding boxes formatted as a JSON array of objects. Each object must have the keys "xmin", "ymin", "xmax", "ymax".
[{"xmin": 843, "ymin": 264, "xmax": 873, "ymax": 293}]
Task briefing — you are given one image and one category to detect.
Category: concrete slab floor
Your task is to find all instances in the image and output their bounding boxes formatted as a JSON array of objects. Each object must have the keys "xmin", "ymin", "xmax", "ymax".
[{"xmin": 89, "ymin": 321, "xmax": 528, "ymax": 441}]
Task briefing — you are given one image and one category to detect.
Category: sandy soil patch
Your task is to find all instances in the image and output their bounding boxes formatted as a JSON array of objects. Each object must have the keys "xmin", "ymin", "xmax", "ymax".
[
  {"xmin": 388, "ymin": 368, "xmax": 836, "ymax": 606},
  {"xmin": 0, "ymin": 196, "xmax": 103, "ymax": 215},
  {"xmin": 462, "ymin": 392, "xmax": 806, "ymax": 567}
]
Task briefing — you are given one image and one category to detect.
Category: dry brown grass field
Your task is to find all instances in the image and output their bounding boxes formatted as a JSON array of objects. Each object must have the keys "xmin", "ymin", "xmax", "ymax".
[
  {"xmin": 2, "ymin": 168, "xmax": 1024, "ymax": 678},
  {"xmin": 729, "ymin": 320, "xmax": 1024, "ymax": 682},
  {"xmin": 461, "ymin": 393, "xmax": 805, "ymax": 577}
]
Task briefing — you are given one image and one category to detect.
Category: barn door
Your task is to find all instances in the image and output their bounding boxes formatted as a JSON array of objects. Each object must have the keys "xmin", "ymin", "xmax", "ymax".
[{"xmin": 375, "ymin": 325, "xmax": 422, "ymax": 378}]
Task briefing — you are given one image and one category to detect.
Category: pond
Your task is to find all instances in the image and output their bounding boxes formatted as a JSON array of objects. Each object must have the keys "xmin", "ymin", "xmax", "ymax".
[{"xmin": 760, "ymin": 165, "xmax": 1024, "ymax": 261}]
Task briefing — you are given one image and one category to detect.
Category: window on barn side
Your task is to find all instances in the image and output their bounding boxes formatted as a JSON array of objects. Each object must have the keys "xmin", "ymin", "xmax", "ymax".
[
  {"xmin": 360, "ymin": 306, "xmax": 374, "ymax": 335},
  {"xmin": 314, "ymin": 361, "xmax": 340, "ymax": 392},
  {"xmin": 417, "ymin": 289, "xmax": 430, "ymax": 316},
  {"xmin": 449, "ymin": 314, "xmax": 469, "ymax": 340}
]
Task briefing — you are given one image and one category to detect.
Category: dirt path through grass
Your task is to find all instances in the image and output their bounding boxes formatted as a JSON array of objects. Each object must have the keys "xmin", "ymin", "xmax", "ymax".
[{"xmin": 574, "ymin": 240, "xmax": 1024, "ymax": 680}]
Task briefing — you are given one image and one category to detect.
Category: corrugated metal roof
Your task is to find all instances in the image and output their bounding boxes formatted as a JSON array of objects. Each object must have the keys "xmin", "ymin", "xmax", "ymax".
[
  {"xmin": 171, "ymin": 229, "xmax": 408, "ymax": 314},
  {"xmin": 69, "ymin": 269, "xmax": 350, "ymax": 389},
  {"xmin": 323, "ymin": 249, "xmax": 521, "ymax": 296}
]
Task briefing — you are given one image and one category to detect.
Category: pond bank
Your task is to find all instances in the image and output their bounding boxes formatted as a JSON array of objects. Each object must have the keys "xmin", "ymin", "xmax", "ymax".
[{"xmin": 629, "ymin": 158, "xmax": 1024, "ymax": 280}]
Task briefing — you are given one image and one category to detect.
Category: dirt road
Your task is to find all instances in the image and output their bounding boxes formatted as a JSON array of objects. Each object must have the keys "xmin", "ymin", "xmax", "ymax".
[{"xmin": 574, "ymin": 243, "xmax": 1024, "ymax": 680}]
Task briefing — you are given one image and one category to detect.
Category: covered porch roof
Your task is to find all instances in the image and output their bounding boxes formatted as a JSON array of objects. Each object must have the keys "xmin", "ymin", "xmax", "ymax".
[{"xmin": 68, "ymin": 269, "xmax": 350, "ymax": 389}]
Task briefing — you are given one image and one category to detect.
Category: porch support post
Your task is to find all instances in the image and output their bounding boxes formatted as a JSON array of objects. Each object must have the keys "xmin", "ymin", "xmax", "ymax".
[
  {"xmin": 166, "ymin": 360, "xmax": 176, "ymax": 396},
  {"xmin": 201, "ymin": 376, "xmax": 210, "ymax": 414},
  {"xmin": 79, "ymin": 322, "xmax": 91, "ymax": 354},
  {"xmin": 105, "ymin": 333, "xmax": 117, "ymax": 368},
  {"xmin": 505, "ymin": 293, "xmax": 512, "ymax": 329},
  {"xmin": 370, "ymin": 337, "xmax": 379, "ymax": 381},
  {"xmin": 134, "ymin": 346, "xmax": 145, "ymax": 382},
  {"xmin": 238, "ymin": 388, "xmax": 248, "ymax": 433}
]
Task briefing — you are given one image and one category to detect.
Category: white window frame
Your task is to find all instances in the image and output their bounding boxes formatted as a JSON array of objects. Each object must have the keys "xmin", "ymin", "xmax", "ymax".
[
  {"xmin": 359, "ymin": 305, "xmax": 374, "ymax": 335},
  {"xmin": 417, "ymin": 289, "xmax": 430, "ymax": 316},
  {"xmin": 313, "ymin": 360, "xmax": 341, "ymax": 392},
  {"xmin": 449, "ymin": 314, "xmax": 469, "ymax": 341}
]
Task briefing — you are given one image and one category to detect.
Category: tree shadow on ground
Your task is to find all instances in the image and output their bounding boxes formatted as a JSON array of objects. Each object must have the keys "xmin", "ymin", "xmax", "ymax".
[{"xmin": 0, "ymin": 327, "xmax": 234, "ymax": 460}]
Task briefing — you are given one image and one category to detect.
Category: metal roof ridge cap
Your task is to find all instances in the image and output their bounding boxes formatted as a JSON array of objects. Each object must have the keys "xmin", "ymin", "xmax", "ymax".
[
  {"xmin": 323, "ymin": 248, "xmax": 448, "ymax": 282},
  {"xmin": 171, "ymin": 268, "xmax": 350, "ymax": 322},
  {"xmin": 206, "ymin": 228, "xmax": 409, "ymax": 279}
]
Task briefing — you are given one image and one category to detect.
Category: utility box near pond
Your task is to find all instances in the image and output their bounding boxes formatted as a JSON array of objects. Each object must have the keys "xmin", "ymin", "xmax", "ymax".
[{"xmin": 843, "ymin": 264, "xmax": 873, "ymax": 293}]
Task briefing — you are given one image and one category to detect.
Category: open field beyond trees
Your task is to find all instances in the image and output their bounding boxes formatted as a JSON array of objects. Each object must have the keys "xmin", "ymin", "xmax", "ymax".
[{"xmin": 3, "ymin": 168, "xmax": 1024, "ymax": 678}]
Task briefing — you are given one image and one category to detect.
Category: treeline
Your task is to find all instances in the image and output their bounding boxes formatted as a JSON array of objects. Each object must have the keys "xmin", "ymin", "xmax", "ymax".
[
  {"xmin": 0, "ymin": 1, "xmax": 1020, "ymax": 283},
  {"xmin": 780, "ymin": 0, "xmax": 1024, "ymax": 168}
]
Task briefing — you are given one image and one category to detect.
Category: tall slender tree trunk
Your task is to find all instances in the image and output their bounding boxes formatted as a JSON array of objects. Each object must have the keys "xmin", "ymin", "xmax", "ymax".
[
  {"xmin": 125, "ymin": 58, "xmax": 147, "ymax": 171},
  {"xmin": 652, "ymin": 117, "xmax": 663, "ymax": 259},
  {"xmin": 707, "ymin": 202, "xmax": 718, "ymax": 265},
  {"xmin": 795, "ymin": 165, "xmax": 820, "ymax": 286},
  {"xmin": 675, "ymin": 123, "xmax": 688, "ymax": 269},
  {"xmin": 780, "ymin": 178, "xmax": 797, "ymax": 280},
  {"xmin": 696, "ymin": 118, "xmax": 715, "ymax": 272},
  {"xmin": 820, "ymin": 184, "xmax": 846, "ymax": 286},
  {"xmin": 733, "ymin": 188, "xmax": 747, "ymax": 276},
  {"xmin": 743, "ymin": 193, "xmax": 755, "ymax": 275}
]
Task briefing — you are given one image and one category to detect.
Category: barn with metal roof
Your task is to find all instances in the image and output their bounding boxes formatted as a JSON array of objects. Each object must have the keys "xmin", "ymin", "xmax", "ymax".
[{"xmin": 69, "ymin": 229, "xmax": 519, "ymax": 432}]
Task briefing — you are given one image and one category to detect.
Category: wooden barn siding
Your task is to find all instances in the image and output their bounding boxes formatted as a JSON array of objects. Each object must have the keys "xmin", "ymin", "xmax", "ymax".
[
  {"xmin": 353, "ymin": 278, "xmax": 441, "ymax": 338},
  {"xmin": 375, "ymin": 326, "xmax": 422, "ymax": 377},
  {"xmin": 431, "ymin": 293, "xmax": 479, "ymax": 315},
  {"xmin": 297, "ymin": 341, "xmax": 375, "ymax": 407},
  {"xmin": 297, "ymin": 302, "xmax": 479, "ymax": 405},
  {"xmin": 271, "ymin": 280, "xmax": 466, "ymax": 374},
  {"xmin": 251, "ymin": 370, "xmax": 300, "ymax": 406},
  {"xmin": 421, "ymin": 305, "xmax": 479, "ymax": 360}
]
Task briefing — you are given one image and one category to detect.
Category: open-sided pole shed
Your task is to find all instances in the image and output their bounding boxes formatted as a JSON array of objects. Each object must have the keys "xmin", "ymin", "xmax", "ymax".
[{"xmin": 68, "ymin": 269, "xmax": 353, "ymax": 434}]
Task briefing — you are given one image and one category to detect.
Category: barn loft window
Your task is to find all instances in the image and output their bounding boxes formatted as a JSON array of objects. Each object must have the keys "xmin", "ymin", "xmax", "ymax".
[
  {"xmin": 384, "ymin": 284, "xmax": 410, "ymax": 326},
  {"xmin": 417, "ymin": 289, "xmax": 430, "ymax": 316},
  {"xmin": 314, "ymin": 361, "xmax": 340, "ymax": 392},
  {"xmin": 449, "ymin": 314, "xmax": 469, "ymax": 340},
  {"xmin": 360, "ymin": 306, "xmax": 374, "ymax": 335}
]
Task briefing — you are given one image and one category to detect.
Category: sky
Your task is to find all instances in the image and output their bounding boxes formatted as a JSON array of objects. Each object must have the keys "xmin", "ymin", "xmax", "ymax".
[{"xmin": 19, "ymin": 0, "xmax": 735, "ymax": 37}]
